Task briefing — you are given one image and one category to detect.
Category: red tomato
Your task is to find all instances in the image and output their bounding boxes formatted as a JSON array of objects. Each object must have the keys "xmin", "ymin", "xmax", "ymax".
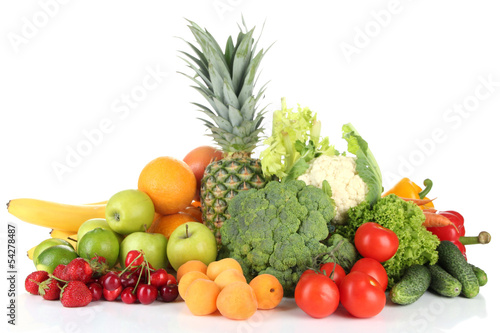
[
  {"xmin": 300, "ymin": 269, "xmax": 316, "ymax": 280},
  {"xmin": 295, "ymin": 273, "xmax": 340, "ymax": 319},
  {"xmin": 350, "ymin": 258, "xmax": 388, "ymax": 291},
  {"xmin": 355, "ymin": 222, "xmax": 399, "ymax": 262},
  {"xmin": 319, "ymin": 262, "xmax": 346, "ymax": 286},
  {"xmin": 339, "ymin": 271, "xmax": 386, "ymax": 318}
]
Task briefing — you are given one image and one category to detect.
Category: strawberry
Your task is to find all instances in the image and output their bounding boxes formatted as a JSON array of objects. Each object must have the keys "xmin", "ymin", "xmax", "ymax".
[
  {"xmin": 89, "ymin": 256, "xmax": 110, "ymax": 278},
  {"xmin": 60, "ymin": 281, "xmax": 92, "ymax": 308},
  {"xmin": 52, "ymin": 264, "xmax": 68, "ymax": 283},
  {"xmin": 63, "ymin": 258, "xmax": 93, "ymax": 284},
  {"xmin": 39, "ymin": 278, "xmax": 61, "ymax": 300},
  {"xmin": 25, "ymin": 271, "xmax": 49, "ymax": 295}
]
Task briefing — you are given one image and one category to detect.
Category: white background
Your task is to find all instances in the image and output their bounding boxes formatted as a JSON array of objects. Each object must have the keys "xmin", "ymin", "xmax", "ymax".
[{"xmin": 1, "ymin": 0, "xmax": 499, "ymax": 332}]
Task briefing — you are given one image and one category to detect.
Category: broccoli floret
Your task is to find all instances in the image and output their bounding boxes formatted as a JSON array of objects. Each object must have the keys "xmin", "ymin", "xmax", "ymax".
[
  {"xmin": 220, "ymin": 180, "xmax": 336, "ymax": 297},
  {"xmin": 323, "ymin": 233, "xmax": 359, "ymax": 272}
]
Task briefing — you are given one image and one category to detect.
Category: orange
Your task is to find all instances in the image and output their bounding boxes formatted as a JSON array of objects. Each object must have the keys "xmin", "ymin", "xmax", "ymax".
[
  {"xmin": 206, "ymin": 258, "xmax": 243, "ymax": 281},
  {"xmin": 138, "ymin": 156, "xmax": 196, "ymax": 215},
  {"xmin": 213, "ymin": 269, "xmax": 247, "ymax": 290},
  {"xmin": 184, "ymin": 279, "xmax": 220, "ymax": 316},
  {"xmin": 178, "ymin": 271, "xmax": 209, "ymax": 300},
  {"xmin": 176, "ymin": 260, "xmax": 208, "ymax": 282},
  {"xmin": 180, "ymin": 204, "xmax": 202, "ymax": 222},
  {"xmin": 216, "ymin": 281, "xmax": 258, "ymax": 320},
  {"xmin": 249, "ymin": 274, "xmax": 284, "ymax": 310},
  {"xmin": 148, "ymin": 212, "xmax": 199, "ymax": 239}
]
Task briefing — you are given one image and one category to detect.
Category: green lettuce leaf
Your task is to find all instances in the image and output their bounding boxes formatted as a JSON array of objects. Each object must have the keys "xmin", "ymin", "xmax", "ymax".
[
  {"xmin": 342, "ymin": 123, "xmax": 383, "ymax": 206},
  {"xmin": 260, "ymin": 98, "xmax": 336, "ymax": 180}
]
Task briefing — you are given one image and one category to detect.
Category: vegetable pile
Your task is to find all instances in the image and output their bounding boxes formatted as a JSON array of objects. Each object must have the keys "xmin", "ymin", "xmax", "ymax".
[{"xmin": 335, "ymin": 194, "xmax": 441, "ymax": 288}]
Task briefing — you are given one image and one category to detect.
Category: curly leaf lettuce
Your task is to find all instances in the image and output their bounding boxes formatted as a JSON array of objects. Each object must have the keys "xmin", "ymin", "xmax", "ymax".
[
  {"xmin": 336, "ymin": 194, "xmax": 440, "ymax": 288},
  {"xmin": 342, "ymin": 123, "xmax": 383, "ymax": 206},
  {"xmin": 260, "ymin": 98, "xmax": 336, "ymax": 180}
]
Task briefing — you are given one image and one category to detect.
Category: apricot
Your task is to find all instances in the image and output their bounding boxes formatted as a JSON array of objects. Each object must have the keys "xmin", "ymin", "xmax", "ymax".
[
  {"xmin": 176, "ymin": 260, "xmax": 208, "ymax": 282},
  {"xmin": 206, "ymin": 258, "xmax": 243, "ymax": 281},
  {"xmin": 178, "ymin": 271, "xmax": 209, "ymax": 300},
  {"xmin": 216, "ymin": 281, "xmax": 258, "ymax": 320},
  {"xmin": 184, "ymin": 279, "xmax": 220, "ymax": 316},
  {"xmin": 213, "ymin": 268, "xmax": 247, "ymax": 289},
  {"xmin": 249, "ymin": 274, "xmax": 284, "ymax": 310}
]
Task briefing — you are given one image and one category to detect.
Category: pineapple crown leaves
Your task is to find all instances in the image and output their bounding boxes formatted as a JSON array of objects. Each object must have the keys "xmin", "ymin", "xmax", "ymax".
[{"xmin": 178, "ymin": 18, "xmax": 272, "ymax": 153}]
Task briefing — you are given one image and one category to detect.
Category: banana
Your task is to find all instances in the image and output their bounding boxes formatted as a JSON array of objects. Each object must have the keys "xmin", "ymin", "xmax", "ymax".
[
  {"xmin": 50, "ymin": 229, "xmax": 78, "ymax": 249},
  {"xmin": 84, "ymin": 200, "xmax": 108, "ymax": 205},
  {"xmin": 27, "ymin": 245, "xmax": 36, "ymax": 260},
  {"xmin": 7, "ymin": 198, "xmax": 106, "ymax": 233},
  {"xmin": 50, "ymin": 229, "xmax": 76, "ymax": 239}
]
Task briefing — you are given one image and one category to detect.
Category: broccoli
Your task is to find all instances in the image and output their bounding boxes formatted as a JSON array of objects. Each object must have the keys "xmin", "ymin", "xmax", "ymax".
[{"xmin": 220, "ymin": 180, "xmax": 336, "ymax": 296}]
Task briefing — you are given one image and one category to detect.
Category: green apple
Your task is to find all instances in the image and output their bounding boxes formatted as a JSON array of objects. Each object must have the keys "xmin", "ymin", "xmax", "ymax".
[
  {"xmin": 105, "ymin": 189, "xmax": 155, "ymax": 235},
  {"xmin": 32, "ymin": 238, "xmax": 74, "ymax": 267},
  {"xmin": 77, "ymin": 228, "xmax": 121, "ymax": 267},
  {"xmin": 166, "ymin": 222, "xmax": 217, "ymax": 271},
  {"xmin": 77, "ymin": 218, "xmax": 123, "ymax": 250},
  {"xmin": 119, "ymin": 232, "xmax": 168, "ymax": 270}
]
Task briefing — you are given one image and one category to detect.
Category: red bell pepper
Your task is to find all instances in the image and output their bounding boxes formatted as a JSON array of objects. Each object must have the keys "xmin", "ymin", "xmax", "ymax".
[{"xmin": 426, "ymin": 210, "xmax": 490, "ymax": 261}]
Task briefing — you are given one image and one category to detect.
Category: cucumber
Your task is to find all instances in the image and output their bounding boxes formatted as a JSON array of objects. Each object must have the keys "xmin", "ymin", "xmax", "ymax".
[
  {"xmin": 428, "ymin": 264, "xmax": 462, "ymax": 297},
  {"xmin": 469, "ymin": 264, "xmax": 488, "ymax": 287},
  {"xmin": 437, "ymin": 241, "xmax": 479, "ymax": 298},
  {"xmin": 389, "ymin": 264, "xmax": 431, "ymax": 305}
]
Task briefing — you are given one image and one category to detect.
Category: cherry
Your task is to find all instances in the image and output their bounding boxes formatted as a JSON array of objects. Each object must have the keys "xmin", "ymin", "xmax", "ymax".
[
  {"xmin": 120, "ymin": 272, "xmax": 139, "ymax": 288},
  {"xmin": 121, "ymin": 286, "xmax": 137, "ymax": 304},
  {"xmin": 125, "ymin": 250, "xmax": 144, "ymax": 272},
  {"xmin": 101, "ymin": 272, "xmax": 121, "ymax": 291},
  {"xmin": 87, "ymin": 282, "xmax": 103, "ymax": 301},
  {"xmin": 136, "ymin": 284, "xmax": 158, "ymax": 305},
  {"xmin": 102, "ymin": 285, "xmax": 123, "ymax": 301},
  {"xmin": 150, "ymin": 269, "xmax": 169, "ymax": 288},
  {"xmin": 165, "ymin": 273, "xmax": 176, "ymax": 286},
  {"xmin": 158, "ymin": 284, "xmax": 178, "ymax": 302}
]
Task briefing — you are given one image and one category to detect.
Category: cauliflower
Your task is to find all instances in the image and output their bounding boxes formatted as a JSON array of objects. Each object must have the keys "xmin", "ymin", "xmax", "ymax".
[{"xmin": 298, "ymin": 155, "xmax": 368, "ymax": 223}]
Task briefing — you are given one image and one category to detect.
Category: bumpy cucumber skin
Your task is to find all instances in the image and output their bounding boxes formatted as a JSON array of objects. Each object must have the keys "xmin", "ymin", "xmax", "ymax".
[
  {"xmin": 428, "ymin": 264, "xmax": 462, "ymax": 297},
  {"xmin": 389, "ymin": 264, "xmax": 431, "ymax": 305},
  {"xmin": 470, "ymin": 264, "xmax": 488, "ymax": 287},
  {"xmin": 437, "ymin": 241, "xmax": 479, "ymax": 298}
]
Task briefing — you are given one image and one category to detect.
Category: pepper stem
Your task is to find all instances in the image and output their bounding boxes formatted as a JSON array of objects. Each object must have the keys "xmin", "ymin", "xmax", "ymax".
[
  {"xmin": 418, "ymin": 179, "xmax": 433, "ymax": 199},
  {"xmin": 459, "ymin": 231, "xmax": 491, "ymax": 245}
]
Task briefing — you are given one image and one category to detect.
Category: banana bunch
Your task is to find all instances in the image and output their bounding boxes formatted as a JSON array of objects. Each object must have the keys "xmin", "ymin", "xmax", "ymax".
[
  {"xmin": 7, "ymin": 198, "xmax": 107, "ymax": 233},
  {"xmin": 7, "ymin": 198, "xmax": 107, "ymax": 259}
]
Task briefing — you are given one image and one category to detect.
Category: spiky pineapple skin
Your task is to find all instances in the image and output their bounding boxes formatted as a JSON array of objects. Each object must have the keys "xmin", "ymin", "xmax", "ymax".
[{"xmin": 200, "ymin": 156, "xmax": 267, "ymax": 241}]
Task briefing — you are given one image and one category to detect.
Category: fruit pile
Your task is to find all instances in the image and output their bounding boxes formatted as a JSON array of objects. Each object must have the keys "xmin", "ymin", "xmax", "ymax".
[
  {"xmin": 25, "ymin": 251, "xmax": 179, "ymax": 307},
  {"xmin": 176, "ymin": 258, "xmax": 283, "ymax": 320}
]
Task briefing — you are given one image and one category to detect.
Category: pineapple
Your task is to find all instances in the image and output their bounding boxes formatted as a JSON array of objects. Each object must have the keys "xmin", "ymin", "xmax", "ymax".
[{"xmin": 180, "ymin": 20, "xmax": 269, "ymax": 241}]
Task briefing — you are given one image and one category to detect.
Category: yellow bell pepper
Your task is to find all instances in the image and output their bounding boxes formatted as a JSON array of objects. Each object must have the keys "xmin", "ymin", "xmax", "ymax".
[{"xmin": 383, "ymin": 178, "xmax": 434, "ymax": 209}]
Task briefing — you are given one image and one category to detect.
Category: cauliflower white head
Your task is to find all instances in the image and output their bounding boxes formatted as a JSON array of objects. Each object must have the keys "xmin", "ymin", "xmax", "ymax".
[{"xmin": 298, "ymin": 155, "xmax": 368, "ymax": 223}]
